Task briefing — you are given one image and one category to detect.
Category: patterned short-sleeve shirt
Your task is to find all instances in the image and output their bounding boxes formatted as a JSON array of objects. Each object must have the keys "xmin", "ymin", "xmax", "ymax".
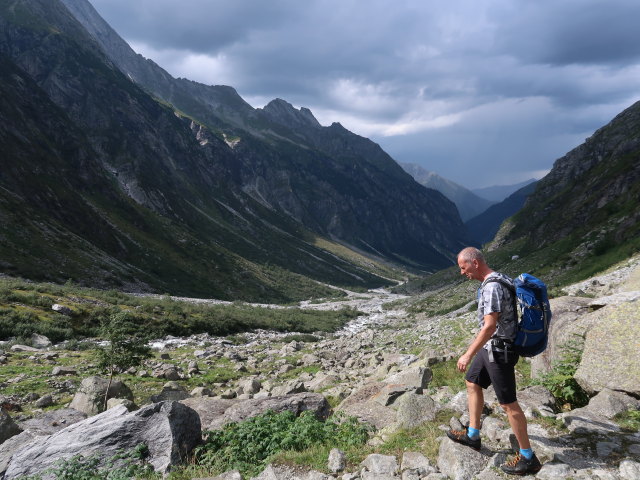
[{"xmin": 477, "ymin": 272, "xmax": 517, "ymax": 348}]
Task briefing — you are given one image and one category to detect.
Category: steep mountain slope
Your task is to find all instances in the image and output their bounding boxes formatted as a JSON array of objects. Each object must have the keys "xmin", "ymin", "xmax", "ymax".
[
  {"xmin": 0, "ymin": 0, "xmax": 470, "ymax": 301},
  {"xmin": 0, "ymin": 0, "xmax": 396, "ymax": 300},
  {"xmin": 465, "ymin": 181, "xmax": 537, "ymax": 246},
  {"xmin": 57, "ymin": 0, "xmax": 470, "ymax": 269},
  {"xmin": 491, "ymin": 101, "xmax": 640, "ymax": 282},
  {"xmin": 400, "ymin": 163, "xmax": 494, "ymax": 221}
]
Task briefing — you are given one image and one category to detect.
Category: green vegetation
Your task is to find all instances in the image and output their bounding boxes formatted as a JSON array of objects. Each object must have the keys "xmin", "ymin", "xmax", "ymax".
[
  {"xmin": 17, "ymin": 444, "xmax": 158, "ymax": 480},
  {"xmin": 96, "ymin": 312, "xmax": 153, "ymax": 409},
  {"xmin": 532, "ymin": 339, "xmax": 590, "ymax": 410},
  {"xmin": 0, "ymin": 277, "xmax": 361, "ymax": 343},
  {"xmin": 194, "ymin": 410, "xmax": 371, "ymax": 477},
  {"xmin": 614, "ymin": 410, "xmax": 640, "ymax": 432}
]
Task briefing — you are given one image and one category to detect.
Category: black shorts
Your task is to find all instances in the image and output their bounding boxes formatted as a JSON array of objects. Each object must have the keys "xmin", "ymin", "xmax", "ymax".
[{"xmin": 465, "ymin": 347, "xmax": 519, "ymax": 405}]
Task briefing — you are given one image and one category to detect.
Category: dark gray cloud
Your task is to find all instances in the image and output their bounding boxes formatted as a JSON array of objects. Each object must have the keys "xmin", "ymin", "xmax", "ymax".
[{"xmin": 90, "ymin": 0, "xmax": 640, "ymax": 188}]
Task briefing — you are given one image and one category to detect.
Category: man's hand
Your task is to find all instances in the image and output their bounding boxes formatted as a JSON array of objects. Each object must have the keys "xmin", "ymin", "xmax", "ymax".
[{"xmin": 457, "ymin": 353, "xmax": 472, "ymax": 372}]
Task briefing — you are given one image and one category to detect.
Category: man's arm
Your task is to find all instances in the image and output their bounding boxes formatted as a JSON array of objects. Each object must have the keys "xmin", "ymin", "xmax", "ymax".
[{"xmin": 457, "ymin": 312, "xmax": 498, "ymax": 372}]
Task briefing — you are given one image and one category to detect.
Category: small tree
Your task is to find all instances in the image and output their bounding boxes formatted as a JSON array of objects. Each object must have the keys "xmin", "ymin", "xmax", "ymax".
[{"xmin": 95, "ymin": 311, "xmax": 153, "ymax": 410}]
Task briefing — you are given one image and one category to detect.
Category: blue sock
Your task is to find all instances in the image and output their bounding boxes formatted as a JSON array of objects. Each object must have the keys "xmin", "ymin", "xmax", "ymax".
[
  {"xmin": 519, "ymin": 448, "xmax": 533, "ymax": 460},
  {"xmin": 467, "ymin": 426, "xmax": 480, "ymax": 439}
]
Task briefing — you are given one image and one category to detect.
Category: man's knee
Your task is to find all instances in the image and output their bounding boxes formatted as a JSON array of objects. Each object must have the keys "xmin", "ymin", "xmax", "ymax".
[
  {"xmin": 466, "ymin": 380, "xmax": 481, "ymax": 392},
  {"xmin": 500, "ymin": 401, "xmax": 523, "ymax": 414}
]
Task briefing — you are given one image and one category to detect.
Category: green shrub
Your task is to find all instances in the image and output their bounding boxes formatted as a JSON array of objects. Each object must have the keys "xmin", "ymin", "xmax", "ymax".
[
  {"xmin": 195, "ymin": 410, "xmax": 370, "ymax": 477},
  {"xmin": 532, "ymin": 339, "xmax": 590, "ymax": 409},
  {"xmin": 17, "ymin": 444, "xmax": 158, "ymax": 479}
]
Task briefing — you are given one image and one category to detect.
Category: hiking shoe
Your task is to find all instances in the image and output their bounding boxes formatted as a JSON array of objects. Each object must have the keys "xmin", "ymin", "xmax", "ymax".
[
  {"xmin": 500, "ymin": 453, "xmax": 542, "ymax": 476},
  {"xmin": 446, "ymin": 427, "xmax": 481, "ymax": 451}
]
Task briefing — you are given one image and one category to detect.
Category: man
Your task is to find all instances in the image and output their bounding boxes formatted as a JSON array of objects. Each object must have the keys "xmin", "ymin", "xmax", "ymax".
[{"xmin": 446, "ymin": 247, "xmax": 542, "ymax": 476}]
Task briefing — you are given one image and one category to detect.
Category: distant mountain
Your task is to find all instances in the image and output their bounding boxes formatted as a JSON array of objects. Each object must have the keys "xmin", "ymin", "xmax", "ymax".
[
  {"xmin": 490, "ymin": 100, "xmax": 640, "ymax": 281},
  {"xmin": 400, "ymin": 163, "xmax": 494, "ymax": 222},
  {"xmin": 465, "ymin": 181, "xmax": 537, "ymax": 246},
  {"xmin": 57, "ymin": 0, "xmax": 470, "ymax": 270},
  {"xmin": 0, "ymin": 0, "xmax": 470, "ymax": 300},
  {"xmin": 471, "ymin": 178, "xmax": 537, "ymax": 203}
]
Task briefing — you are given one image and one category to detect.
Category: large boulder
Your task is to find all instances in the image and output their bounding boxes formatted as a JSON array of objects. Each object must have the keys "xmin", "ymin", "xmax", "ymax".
[
  {"xmin": 0, "ymin": 409, "xmax": 21, "ymax": 445},
  {"xmin": 395, "ymin": 392, "xmax": 437, "ymax": 428},
  {"xmin": 437, "ymin": 437, "xmax": 488, "ymax": 480},
  {"xmin": 531, "ymin": 296, "xmax": 592, "ymax": 378},
  {"xmin": 69, "ymin": 376, "xmax": 134, "ymax": 416},
  {"xmin": 574, "ymin": 299, "xmax": 640, "ymax": 396},
  {"xmin": 3, "ymin": 401, "xmax": 201, "ymax": 478},
  {"xmin": 208, "ymin": 393, "xmax": 330, "ymax": 430},
  {"xmin": 383, "ymin": 366, "xmax": 432, "ymax": 391},
  {"xmin": 179, "ymin": 397, "xmax": 237, "ymax": 431}
]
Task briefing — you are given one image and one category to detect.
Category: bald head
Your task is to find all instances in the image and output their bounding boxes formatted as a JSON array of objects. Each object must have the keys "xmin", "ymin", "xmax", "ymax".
[
  {"xmin": 457, "ymin": 247, "xmax": 485, "ymax": 264},
  {"xmin": 457, "ymin": 247, "xmax": 492, "ymax": 281}
]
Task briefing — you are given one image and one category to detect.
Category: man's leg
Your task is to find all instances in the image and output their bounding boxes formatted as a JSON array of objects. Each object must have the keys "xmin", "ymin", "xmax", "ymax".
[
  {"xmin": 501, "ymin": 401, "xmax": 530, "ymax": 450},
  {"xmin": 466, "ymin": 380, "xmax": 484, "ymax": 430}
]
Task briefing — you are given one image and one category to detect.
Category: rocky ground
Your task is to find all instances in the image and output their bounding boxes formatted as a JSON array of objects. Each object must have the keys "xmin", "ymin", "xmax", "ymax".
[{"xmin": 1, "ymin": 257, "xmax": 639, "ymax": 479}]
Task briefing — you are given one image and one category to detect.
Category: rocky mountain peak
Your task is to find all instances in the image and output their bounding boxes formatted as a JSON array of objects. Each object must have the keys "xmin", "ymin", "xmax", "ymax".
[{"xmin": 261, "ymin": 98, "xmax": 321, "ymax": 129}]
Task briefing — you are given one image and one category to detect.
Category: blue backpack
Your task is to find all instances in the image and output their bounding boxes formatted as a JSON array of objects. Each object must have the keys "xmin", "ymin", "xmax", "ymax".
[{"xmin": 486, "ymin": 273, "xmax": 552, "ymax": 357}]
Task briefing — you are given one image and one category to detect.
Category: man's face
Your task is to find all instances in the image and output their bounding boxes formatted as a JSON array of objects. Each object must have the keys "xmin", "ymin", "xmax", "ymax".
[{"xmin": 458, "ymin": 257, "xmax": 480, "ymax": 281}]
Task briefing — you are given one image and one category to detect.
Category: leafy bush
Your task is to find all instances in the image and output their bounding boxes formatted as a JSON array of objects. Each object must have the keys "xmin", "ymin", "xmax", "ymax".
[
  {"xmin": 533, "ymin": 339, "xmax": 590, "ymax": 409},
  {"xmin": 18, "ymin": 444, "xmax": 158, "ymax": 479},
  {"xmin": 195, "ymin": 410, "xmax": 370, "ymax": 477}
]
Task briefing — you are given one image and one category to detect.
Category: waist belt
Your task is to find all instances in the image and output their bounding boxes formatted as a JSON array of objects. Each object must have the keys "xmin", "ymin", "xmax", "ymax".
[{"xmin": 487, "ymin": 338, "xmax": 513, "ymax": 363}]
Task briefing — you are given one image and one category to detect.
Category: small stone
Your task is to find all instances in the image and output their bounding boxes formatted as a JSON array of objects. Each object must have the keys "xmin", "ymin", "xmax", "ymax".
[
  {"xmin": 34, "ymin": 394, "xmax": 54, "ymax": 408},
  {"xmin": 328, "ymin": 448, "xmax": 346, "ymax": 473}
]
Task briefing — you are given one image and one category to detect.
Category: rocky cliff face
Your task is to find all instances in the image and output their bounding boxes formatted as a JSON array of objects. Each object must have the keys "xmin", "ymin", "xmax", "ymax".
[
  {"xmin": 57, "ymin": 0, "xmax": 469, "ymax": 271},
  {"xmin": 491, "ymin": 100, "xmax": 640, "ymax": 273}
]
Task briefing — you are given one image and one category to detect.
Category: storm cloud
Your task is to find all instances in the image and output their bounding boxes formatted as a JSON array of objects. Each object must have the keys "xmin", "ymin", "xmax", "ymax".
[{"xmin": 90, "ymin": 0, "xmax": 640, "ymax": 188}]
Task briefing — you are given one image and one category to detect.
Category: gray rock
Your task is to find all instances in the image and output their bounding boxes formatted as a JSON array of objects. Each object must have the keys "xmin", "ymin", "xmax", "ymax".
[
  {"xmin": 30, "ymin": 334, "xmax": 51, "ymax": 349},
  {"xmin": 0, "ymin": 431, "xmax": 34, "ymax": 477},
  {"xmin": 328, "ymin": 448, "xmax": 346, "ymax": 473},
  {"xmin": 51, "ymin": 366, "xmax": 77, "ymax": 376},
  {"xmin": 384, "ymin": 366, "xmax": 432, "ymax": 391},
  {"xmin": 372, "ymin": 384, "xmax": 412, "ymax": 407},
  {"xmin": 560, "ymin": 406, "xmax": 621, "ymax": 434},
  {"xmin": 51, "ymin": 304, "xmax": 73, "ymax": 316},
  {"xmin": 250, "ymin": 464, "xmax": 299, "ymax": 480},
  {"xmin": 106, "ymin": 398, "xmax": 136, "ymax": 411},
  {"xmin": 395, "ymin": 392, "xmax": 437, "ymax": 428},
  {"xmin": 575, "ymin": 300, "xmax": 640, "ymax": 396},
  {"xmin": 4, "ymin": 402, "xmax": 201, "ymax": 477},
  {"xmin": 271, "ymin": 380, "xmax": 306, "ymax": 396},
  {"xmin": 192, "ymin": 470, "xmax": 242, "ymax": 480},
  {"xmin": 620, "ymin": 460, "xmax": 640, "ymax": 480},
  {"xmin": 536, "ymin": 462, "xmax": 574, "ymax": 479},
  {"xmin": 437, "ymin": 437, "xmax": 488, "ymax": 480},
  {"xmin": 238, "ymin": 378, "xmax": 262, "ymax": 395},
  {"xmin": 208, "ymin": 393, "xmax": 330, "ymax": 430},
  {"xmin": 516, "ymin": 385, "xmax": 556, "ymax": 416},
  {"xmin": 17, "ymin": 408, "xmax": 87, "ymax": 436},
  {"xmin": 34, "ymin": 394, "xmax": 54, "ymax": 408},
  {"xmin": 596, "ymin": 441, "xmax": 621, "ymax": 457},
  {"xmin": 585, "ymin": 388, "xmax": 640, "ymax": 418},
  {"xmin": 530, "ymin": 296, "xmax": 593, "ymax": 378},
  {"xmin": 339, "ymin": 400, "xmax": 397, "ymax": 430},
  {"xmin": 308, "ymin": 373, "xmax": 340, "ymax": 391},
  {"xmin": 400, "ymin": 451, "xmax": 433, "ymax": 473},
  {"xmin": 361, "ymin": 454, "xmax": 398, "ymax": 475},
  {"xmin": 0, "ymin": 408, "xmax": 21, "ymax": 445},
  {"xmin": 191, "ymin": 386, "xmax": 213, "ymax": 397},
  {"xmin": 9, "ymin": 345, "xmax": 39, "ymax": 352},
  {"xmin": 179, "ymin": 397, "xmax": 237, "ymax": 430},
  {"xmin": 150, "ymin": 381, "xmax": 191, "ymax": 402},
  {"xmin": 69, "ymin": 376, "xmax": 134, "ymax": 416}
]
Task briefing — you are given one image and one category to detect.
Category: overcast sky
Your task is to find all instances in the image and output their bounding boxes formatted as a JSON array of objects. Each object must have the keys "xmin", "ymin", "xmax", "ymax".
[{"xmin": 90, "ymin": 0, "xmax": 640, "ymax": 189}]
